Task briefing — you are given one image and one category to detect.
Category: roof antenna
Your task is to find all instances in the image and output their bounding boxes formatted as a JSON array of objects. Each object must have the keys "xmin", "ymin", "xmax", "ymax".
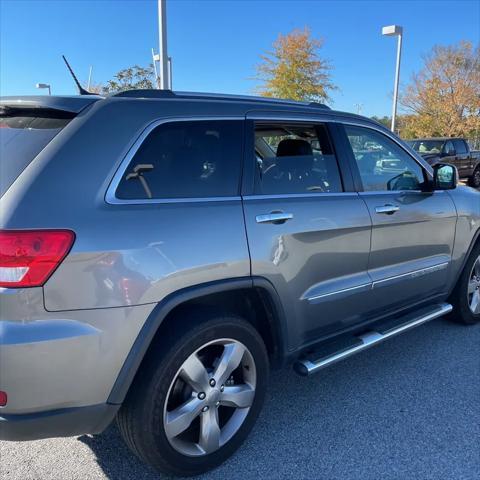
[{"xmin": 62, "ymin": 55, "xmax": 94, "ymax": 95}]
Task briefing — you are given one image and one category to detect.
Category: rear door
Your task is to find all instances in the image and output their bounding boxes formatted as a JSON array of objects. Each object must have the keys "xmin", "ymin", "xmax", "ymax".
[
  {"xmin": 342, "ymin": 124, "xmax": 457, "ymax": 316},
  {"xmin": 242, "ymin": 113, "xmax": 373, "ymax": 350}
]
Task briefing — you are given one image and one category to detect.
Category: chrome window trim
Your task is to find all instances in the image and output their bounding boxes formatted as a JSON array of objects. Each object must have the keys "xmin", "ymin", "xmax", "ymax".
[{"xmin": 105, "ymin": 116, "xmax": 243, "ymax": 205}]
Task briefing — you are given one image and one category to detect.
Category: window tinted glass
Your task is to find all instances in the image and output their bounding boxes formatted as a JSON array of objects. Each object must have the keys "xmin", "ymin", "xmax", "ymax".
[
  {"xmin": 254, "ymin": 123, "xmax": 343, "ymax": 194},
  {"xmin": 453, "ymin": 139, "xmax": 467, "ymax": 154},
  {"xmin": 116, "ymin": 121, "xmax": 243, "ymax": 199},
  {"xmin": 345, "ymin": 126, "xmax": 424, "ymax": 192},
  {"xmin": 0, "ymin": 110, "xmax": 73, "ymax": 197},
  {"xmin": 444, "ymin": 140, "xmax": 455, "ymax": 154}
]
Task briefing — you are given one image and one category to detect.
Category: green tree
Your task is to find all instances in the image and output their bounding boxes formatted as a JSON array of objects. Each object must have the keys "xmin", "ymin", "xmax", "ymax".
[
  {"xmin": 255, "ymin": 27, "xmax": 337, "ymax": 104},
  {"xmin": 102, "ymin": 65, "xmax": 156, "ymax": 94}
]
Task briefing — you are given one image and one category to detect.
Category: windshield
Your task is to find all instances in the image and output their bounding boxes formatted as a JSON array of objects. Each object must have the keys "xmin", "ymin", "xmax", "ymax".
[
  {"xmin": 408, "ymin": 140, "xmax": 444, "ymax": 155},
  {"xmin": 0, "ymin": 107, "xmax": 74, "ymax": 196}
]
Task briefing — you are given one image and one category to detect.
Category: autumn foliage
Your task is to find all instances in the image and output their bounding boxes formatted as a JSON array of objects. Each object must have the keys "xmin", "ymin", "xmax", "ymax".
[
  {"xmin": 255, "ymin": 28, "xmax": 336, "ymax": 103},
  {"xmin": 400, "ymin": 41, "xmax": 480, "ymax": 139}
]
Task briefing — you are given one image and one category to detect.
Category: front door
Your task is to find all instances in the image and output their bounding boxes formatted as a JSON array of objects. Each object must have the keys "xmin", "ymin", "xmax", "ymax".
[
  {"xmin": 242, "ymin": 117, "xmax": 373, "ymax": 350},
  {"xmin": 342, "ymin": 124, "xmax": 457, "ymax": 316}
]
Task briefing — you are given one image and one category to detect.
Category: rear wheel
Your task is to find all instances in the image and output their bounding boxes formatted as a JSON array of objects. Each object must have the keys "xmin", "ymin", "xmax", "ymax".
[
  {"xmin": 469, "ymin": 167, "xmax": 480, "ymax": 188},
  {"xmin": 117, "ymin": 312, "xmax": 269, "ymax": 477},
  {"xmin": 448, "ymin": 243, "xmax": 480, "ymax": 324}
]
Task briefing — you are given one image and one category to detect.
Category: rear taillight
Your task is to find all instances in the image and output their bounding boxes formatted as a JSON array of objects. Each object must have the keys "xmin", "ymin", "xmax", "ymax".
[{"xmin": 0, "ymin": 230, "xmax": 75, "ymax": 288}]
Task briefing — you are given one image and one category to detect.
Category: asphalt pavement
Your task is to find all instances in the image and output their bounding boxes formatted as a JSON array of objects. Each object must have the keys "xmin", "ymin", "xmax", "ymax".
[{"xmin": 1, "ymin": 317, "xmax": 479, "ymax": 480}]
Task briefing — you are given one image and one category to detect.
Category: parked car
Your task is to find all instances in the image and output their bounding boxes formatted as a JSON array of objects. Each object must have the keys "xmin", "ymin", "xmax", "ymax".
[
  {"xmin": 407, "ymin": 137, "xmax": 480, "ymax": 188},
  {"xmin": 1, "ymin": 91, "xmax": 479, "ymax": 477}
]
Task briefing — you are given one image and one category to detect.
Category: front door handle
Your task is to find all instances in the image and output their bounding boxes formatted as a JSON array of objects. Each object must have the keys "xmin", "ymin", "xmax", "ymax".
[
  {"xmin": 375, "ymin": 204, "xmax": 400, "ymax": 215},
  {"xmin": 256, "ymin": 212, "xmax": 293, "ymax": 224}
]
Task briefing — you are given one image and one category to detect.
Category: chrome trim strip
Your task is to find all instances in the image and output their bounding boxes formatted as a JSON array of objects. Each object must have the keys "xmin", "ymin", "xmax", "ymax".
[
  {"xmin": 305, "ymin": 262, "xmax": 449, "ymax": 302},
  {"xmin": 307, "ymin": 283, "xmax": 372, "ymax": 302},
  {"xmin": 243, "ymin": 192, "xmax": 359, "ymax": 201},
  {"xmin": 372, "ymin": 262, "xmax": 449, "ymax": 287},
  {"xmin": 105, "ymin": 116, "xmax": 243, "ymax": 205},
  {"xmin": 295, "ymin": 303, "xmax": 453, "ymax": 376}
]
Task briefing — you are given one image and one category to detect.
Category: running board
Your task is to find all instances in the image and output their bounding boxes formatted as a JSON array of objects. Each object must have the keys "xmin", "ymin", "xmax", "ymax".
[{"xmin": 294, "ymin": 303, "xmax": 452, "ymax": 376}]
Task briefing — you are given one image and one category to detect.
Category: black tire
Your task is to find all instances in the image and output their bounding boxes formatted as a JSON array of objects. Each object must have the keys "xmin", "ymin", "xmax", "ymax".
[
  {"xmin": 448, "ymin": 242, "xmax": 480, "ymax": 325},
  {"xmin": 117, "ymin": 310, "xmax": 269, "ymax": 477},
  {"xmin": 468, "ymin": 166, "xmax": 480, "ymax": 189}
]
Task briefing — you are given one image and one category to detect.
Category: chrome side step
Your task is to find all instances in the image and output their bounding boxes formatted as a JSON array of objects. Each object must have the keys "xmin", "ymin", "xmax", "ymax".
[{"xmin": 294, "ymin": 303, "xmax": 452, "ymax": 376}]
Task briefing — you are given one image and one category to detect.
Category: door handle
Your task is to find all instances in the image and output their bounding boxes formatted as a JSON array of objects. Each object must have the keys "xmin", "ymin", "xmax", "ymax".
[
  {"xmin": 375, "ymin": 204, "xmax": 400, "ymax": 215},
  {"xmin": 256, "ymin": 212, "xmax": 293, "ymax": 224}
]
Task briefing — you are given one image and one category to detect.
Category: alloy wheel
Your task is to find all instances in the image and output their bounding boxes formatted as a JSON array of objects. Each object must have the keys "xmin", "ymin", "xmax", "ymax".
[
  {"xmin": 468, "ymin": 255, "xmax": 480, "ymax": 314},
  {"xmin": 163, "ymin": 338, "xmax": 256, "ymax": 456}
]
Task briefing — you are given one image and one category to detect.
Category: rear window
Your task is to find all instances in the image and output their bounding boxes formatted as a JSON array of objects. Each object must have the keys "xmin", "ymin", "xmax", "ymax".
[
  {"xmin": 115, "ymin": 120, "xmax": 244, "ymax": 200},
  {"xmin": 0, "ymin": 107, "xmax": 74, "ymax": 196}
]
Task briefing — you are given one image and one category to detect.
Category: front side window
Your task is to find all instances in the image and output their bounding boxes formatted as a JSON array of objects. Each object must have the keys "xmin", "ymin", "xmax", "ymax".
[
  {"xmin": 254, "ymin": 123, "xmax": 343, "ymax": 194},
  {"xmin": 345, "ymin": 126, "xmax": 425, "ymax": 192},
  {"xmin": 116, "ymin": 120, "xmax": 243, "ymax": 199}
]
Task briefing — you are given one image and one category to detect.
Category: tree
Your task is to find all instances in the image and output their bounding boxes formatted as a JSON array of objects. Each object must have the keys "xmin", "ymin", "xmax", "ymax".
[
  {"xmin": 102, "ymin": 65, "xmax": 156, "ymax": 94},
  {"xmin": 400, "ymin": 41, "xmax": 480, "ymax": 138},
  {"xmin": 254, "ymin": 27, "xmax": 337, "ymax": 104}
]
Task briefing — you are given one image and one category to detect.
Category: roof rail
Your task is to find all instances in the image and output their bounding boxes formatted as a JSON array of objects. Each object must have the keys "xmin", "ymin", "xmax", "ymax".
[{"xmin": 110, "ymin": 89, "xmax": 330, "ymax": 109}]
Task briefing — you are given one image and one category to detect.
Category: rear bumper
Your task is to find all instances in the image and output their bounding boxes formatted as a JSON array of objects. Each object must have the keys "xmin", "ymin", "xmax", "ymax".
[{"xmin": 0, "ymin": 403, "xmax": 119, "ymax": 441}]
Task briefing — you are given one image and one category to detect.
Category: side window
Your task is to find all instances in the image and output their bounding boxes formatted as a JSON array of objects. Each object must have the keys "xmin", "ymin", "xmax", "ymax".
[
  {"xmin": 345, "ymin": 126, "xmax": 425, "ymax": 192},
  {"xmin": 254, "ymin": 123, "xmax": 343, "ymax": 194},
  {"xmin": 453, "ymin": 139, "xmax": 467, "ymax": 155},
  {"xmin": 444, "ymin": 140, "xmax": 455, "ymax": 155},
  {"xmin": 116, "ymin": 120, "xmax": 243, "ymax": 199}
]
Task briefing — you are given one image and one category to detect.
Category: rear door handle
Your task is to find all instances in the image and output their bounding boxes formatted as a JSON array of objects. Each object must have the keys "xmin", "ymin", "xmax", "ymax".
[
  {"xmin": 256, "ymin": 212, "xmax": 293, "ymax": 224},
  {"xmin": 375, "ymin": 204, "xmax": 400, "ymax": 215}
]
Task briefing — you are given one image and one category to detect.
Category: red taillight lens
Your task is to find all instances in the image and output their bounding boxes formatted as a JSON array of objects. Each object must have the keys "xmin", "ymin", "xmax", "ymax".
[
  {"xmin": 0, "ymin": 391, "xmax": 7, "ymax": 407},
  {"xmin": 0, "ymin": 230, "xmax": 75, "ymax": 288}
]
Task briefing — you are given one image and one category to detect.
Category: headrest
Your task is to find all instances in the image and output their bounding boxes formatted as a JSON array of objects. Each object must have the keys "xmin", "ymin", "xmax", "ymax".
[{"xmin": 277, "ymin": 139, "xmax": 313, "ymax": 157}]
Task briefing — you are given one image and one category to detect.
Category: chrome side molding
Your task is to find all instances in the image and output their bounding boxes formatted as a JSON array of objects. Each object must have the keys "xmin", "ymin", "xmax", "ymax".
[{"xmin": 294, "ymin": 303, "xmax": 452, "ymax": 376}]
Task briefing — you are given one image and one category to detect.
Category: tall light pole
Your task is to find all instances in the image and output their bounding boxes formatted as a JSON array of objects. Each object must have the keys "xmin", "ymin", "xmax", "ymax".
[
  {"xmin": 382, "ymin": 25, "xmax": 403, "ymax": 132},
  {"xmin": 158, "ymin": 0, "xmax": 169, "ymax": 90},
  {"xmin": 36, "ymin": 83, "xmax": 51, "ymax": 95}
]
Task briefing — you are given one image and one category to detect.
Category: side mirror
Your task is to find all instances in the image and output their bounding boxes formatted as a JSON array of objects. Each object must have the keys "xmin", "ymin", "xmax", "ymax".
[{"xmin": 433, "ymin": 163, "xmax": 457, "ymax": 190}]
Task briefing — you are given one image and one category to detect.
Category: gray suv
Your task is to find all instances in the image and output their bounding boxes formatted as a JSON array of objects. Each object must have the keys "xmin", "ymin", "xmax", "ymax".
[{"xmin": 1, "ymin": 91, "xmax": 479, "ymax": 477}]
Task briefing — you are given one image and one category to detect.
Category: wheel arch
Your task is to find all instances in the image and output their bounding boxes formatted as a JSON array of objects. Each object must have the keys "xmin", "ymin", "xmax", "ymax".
[
  {"xmin": 450, "ymin": 226, "xmax": 480, "ymax": 295},
  {"xmin": 107, "ymin": 277, "xmax": 288, "ymax": 405}
]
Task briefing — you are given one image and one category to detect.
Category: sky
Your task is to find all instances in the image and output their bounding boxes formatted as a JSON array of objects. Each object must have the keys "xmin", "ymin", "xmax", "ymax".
[{"xmin": 1, "ymin": 0, "xmax": 479, "ymax": 117}]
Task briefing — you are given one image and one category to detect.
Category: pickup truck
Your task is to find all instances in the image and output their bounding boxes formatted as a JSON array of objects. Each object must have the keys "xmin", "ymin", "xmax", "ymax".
[{"xmin": 407, "ymin": 137, "xmax": 480, "ymax": 188}]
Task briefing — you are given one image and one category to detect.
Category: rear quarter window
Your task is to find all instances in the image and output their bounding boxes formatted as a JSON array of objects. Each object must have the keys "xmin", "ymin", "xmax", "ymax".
[
  {"xmin": 115, "ymin": 120, "xmax": 244, "ymax": 200},
  {"xmin": 0, "ymin": 108, "xmax": 73, "ymax": 196}
]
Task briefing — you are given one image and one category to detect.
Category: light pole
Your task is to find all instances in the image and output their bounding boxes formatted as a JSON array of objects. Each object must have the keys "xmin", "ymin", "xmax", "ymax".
[
  {"xmin": 158, "ymin": 0, "xmax": 169, "ymax": 90},
  {"xmin": 382, "ymin": 25, "xmax": 403, "ymax": 132},
  {"xmin": 36, "ymin": 83, "xmax": 51, "ymax": 95}
]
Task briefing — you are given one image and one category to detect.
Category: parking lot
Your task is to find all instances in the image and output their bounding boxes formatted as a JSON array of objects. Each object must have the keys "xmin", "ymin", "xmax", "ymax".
[{"xmin": 1, "ymin": 317, "xmax": 479, "ymax": 480}]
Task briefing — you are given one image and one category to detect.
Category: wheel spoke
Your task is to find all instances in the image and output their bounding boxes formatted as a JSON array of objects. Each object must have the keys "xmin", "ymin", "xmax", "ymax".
[
  {"xmin": 470, "ymin": 291, "xmax": 480, "ymax": 314},
  {"xmin": 179, "ymin": 353, "xmax": 210, "ymax": 392},
  {"xmin": 220, "ymin": 384, "xmax": 255, "ymax": 408},
  {"xmin": 199, "ymin": 407, "xmax": 221, "ymax": 454},
  {"xmin": 165, "ymin": 397, "xmax": 203, "ymax": 439},
  {"xmin": 468, "ymin": 279, "xmax": 478, "ymax": 295},
  {"xmin": 474, "ymin": 258, "xmax": 480, "ymax": 277},
  {"xmin": 213, "ymin": 342, "xmax": 245, "ymax": 386}
]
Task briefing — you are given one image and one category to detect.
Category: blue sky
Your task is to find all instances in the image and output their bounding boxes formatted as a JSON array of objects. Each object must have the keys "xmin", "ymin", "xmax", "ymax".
[{"xmin": 1, "ymin": 0, "xmax": 478, "ymax": 116}]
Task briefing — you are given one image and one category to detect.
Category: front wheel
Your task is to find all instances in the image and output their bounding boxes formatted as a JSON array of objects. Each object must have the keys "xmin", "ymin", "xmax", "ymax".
[
  {"xmin": 448, "ymin": 243, "xmax": 480, "ymax": 324},
  {"xmin": 468, "ymin": 167, "xmax": 480, "ymax": 188},
  {"xmin": 117, "ymin": 312, "xmax": 269, "ymax": 477}
]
